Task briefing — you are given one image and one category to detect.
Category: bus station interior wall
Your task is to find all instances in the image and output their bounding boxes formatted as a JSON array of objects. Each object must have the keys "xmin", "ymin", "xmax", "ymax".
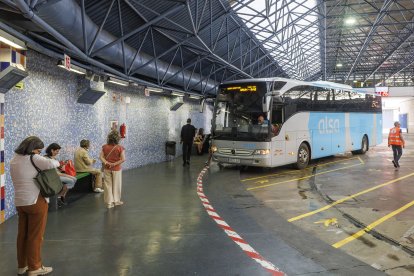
[
  {"xmin": 2, "ymin": 50, "xmax": 212, "ymax": 221},
  {"xmin": 382, "ymin": 97, "xmax": 413, "ymax": 133},
  {"xmin": 396, "ymin": 98, "xmax": 414, "ymax": 133}
]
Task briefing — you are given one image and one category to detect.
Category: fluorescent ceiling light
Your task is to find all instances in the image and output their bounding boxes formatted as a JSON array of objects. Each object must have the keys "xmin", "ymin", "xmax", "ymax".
[
  {"xmin": 57, "ymin": 61, "xmax": 86, "ymax": 75},
  {"xmin": 353, "ymin": 80, "xmax": 358, "ymax": 83},
  {"xmin": 0, "ymin": 29, "xmax": 26, "ymax": 50},
  {"xmin": 344, "ymin": 17, "xmax": 356, "ymax": 25},
  {"xmin": 107, "ymin": 77, "xmax": 129, "ymax": 86},
  {"xmin": 146, "ymin": 87, "xmax": 163, "ymax": 93},
  {"xmin": 189, "ymin": 94, "xmax": 202, "ymax": 99},
  {"xmin": 171, "ymin": 91, "xmax": 184, "ymax": 97},
  {"xmin": 336, "ymin": 63, "xmax": 343, "ymax": 67}
]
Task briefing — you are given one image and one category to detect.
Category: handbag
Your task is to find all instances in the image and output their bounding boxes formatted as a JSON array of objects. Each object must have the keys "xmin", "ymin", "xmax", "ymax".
[
  {"xmin": 101, "ymin": 145, "xmax": 118, "ymax": 172},
  {"xmin": 63, "ymin": 160, "xmax": 76, "ymax": 177},
  {"xmin": 30, "ymin": 154, "xmax": 64, "ymax": 197}
]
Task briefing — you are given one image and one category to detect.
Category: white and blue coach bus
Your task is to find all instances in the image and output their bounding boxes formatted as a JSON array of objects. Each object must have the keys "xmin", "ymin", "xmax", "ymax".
[{"xmin": 211, "ymin": 78, "xmax": 382, "ymax": 169}]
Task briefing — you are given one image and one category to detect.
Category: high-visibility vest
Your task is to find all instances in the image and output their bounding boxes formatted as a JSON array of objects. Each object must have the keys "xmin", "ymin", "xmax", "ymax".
[{"xmin": 388, "ymin": 127, "xmax": 403, "ymax": 146}]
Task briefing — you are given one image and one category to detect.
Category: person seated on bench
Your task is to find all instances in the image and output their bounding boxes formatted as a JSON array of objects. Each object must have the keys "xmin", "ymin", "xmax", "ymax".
[
  {"xmin": 74, "ymin": 139, "xmax": 103, "ymax": 193},
  {"xmin": 45, "ymin": 143, "xmax": 77, "ymax": 206}
]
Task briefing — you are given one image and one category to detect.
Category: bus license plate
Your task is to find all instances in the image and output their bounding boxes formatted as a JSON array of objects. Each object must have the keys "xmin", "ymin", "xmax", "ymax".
[{"xmin": 229, "ymin": 158, "xmax": 240, "ymax": 163}]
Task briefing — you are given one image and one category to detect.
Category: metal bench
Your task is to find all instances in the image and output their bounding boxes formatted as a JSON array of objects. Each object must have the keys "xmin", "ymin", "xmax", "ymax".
[{"xmin": 49, "ymin": 172, "xmax": 93, "ymax": 211}]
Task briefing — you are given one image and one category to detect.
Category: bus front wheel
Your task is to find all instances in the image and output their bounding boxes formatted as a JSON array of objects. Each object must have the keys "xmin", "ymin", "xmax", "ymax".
[{"xmin": 295, "ymin": 143, "xmax": 310, "ymax": 169}]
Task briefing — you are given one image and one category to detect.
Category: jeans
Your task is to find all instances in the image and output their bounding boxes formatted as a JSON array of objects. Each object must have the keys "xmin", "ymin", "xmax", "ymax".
[
  {"xmin": 391, "ymin": 145, "xmax": 403, "ymax": 165},
  {"xmin": 60, "ymin": 176, "xmax": 76, "ymax": 189}
]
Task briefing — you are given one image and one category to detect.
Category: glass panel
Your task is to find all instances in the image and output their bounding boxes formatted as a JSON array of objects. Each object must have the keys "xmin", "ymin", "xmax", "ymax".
[{"xmin": 213, "ymin": 82, "xmax": 271, "ymax": 141}]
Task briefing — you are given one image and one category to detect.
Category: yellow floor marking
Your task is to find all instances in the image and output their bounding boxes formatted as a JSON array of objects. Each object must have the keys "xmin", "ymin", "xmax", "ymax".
[
  {"xmin": 247, "ymin": 162, "xmax": 363, "ymax": 191},
  {"xmin": 288, "ymin": 172, "xmax": 414, "ymax": 222},
  {"xmin": 332, "ymin": 200, "xmax": 414, "ymax": 248},
  {"xmin": 242, "ymin": 157, "xmax": 359, "ymax": 182}
]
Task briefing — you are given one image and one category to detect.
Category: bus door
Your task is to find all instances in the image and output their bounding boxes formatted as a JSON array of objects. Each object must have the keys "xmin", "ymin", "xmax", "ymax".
[{"xmin": 270, "ymin": 100, "xmax": 286, "ymax": 165}]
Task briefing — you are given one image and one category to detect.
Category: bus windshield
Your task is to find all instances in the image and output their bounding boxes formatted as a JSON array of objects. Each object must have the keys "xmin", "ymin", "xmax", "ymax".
[{"xmin": 213, "ymin": 82, "xmax": 272, "ymax": 141}]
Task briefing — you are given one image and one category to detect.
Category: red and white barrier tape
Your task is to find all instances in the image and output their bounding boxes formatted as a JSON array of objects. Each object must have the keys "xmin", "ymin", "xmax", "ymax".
[{"xmin": 196, "ymin": 167, "xmax": 286, "ymax": 276}]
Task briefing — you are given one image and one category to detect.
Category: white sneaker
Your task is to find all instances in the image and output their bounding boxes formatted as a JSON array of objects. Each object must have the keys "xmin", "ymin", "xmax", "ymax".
[
  {"xmin": 94, "ymin": 188, "xmax": 104, "ymax": 193},
  {"xmin": 28, "ymin": 265, "xmax": 53, "ymax": 276},
  {"xmin": 17, "ymin": 266, "xmax": 28, "ymax": 275},
  {"xmin": 114, "ymin": 201, "xmax": 124, "ymax": 206}
]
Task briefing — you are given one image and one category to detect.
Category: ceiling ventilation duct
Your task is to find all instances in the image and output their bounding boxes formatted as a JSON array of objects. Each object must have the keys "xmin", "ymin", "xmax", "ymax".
[
  {"xmin": 21, "ymin": 0, "xmax": 217, "ymax": 93},
  {"xmin": 170, "ymin": 97, "xmax": 184, "ymax": 111},
  {"xmin": 77, "ymin": 79, "xmax": 106, "ymax": 105},
  {"xmin": 0, "ymin": 64, "xmax": 28, "ymax": 93}
]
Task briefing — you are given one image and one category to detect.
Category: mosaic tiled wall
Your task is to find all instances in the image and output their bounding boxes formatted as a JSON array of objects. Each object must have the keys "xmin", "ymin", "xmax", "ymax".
[{"xmin": 2, "ymin": 50, "xmax": 212, "ymax": 221}]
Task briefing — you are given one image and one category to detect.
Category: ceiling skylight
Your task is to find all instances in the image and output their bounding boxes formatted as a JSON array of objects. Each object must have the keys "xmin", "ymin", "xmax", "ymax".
[{"xmin": 231, "ymin": 0, "xmax": 322, "ymax": 80}]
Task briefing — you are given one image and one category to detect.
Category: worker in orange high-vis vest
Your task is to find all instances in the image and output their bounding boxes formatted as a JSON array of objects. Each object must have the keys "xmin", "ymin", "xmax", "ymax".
[{"xmin": 388, "ymin": 121, "xmax": 405, "ymax": 169}]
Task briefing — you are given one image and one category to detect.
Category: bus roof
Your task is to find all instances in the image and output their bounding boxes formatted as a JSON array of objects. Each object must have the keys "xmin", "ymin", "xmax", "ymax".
[
  {"xmin": 219, "ymin": 77, "xmax": 308, "ymax": 86},
  {"xmin": 220, "ymin": 78, "xmax": 352, "ymax": 90},
  {"xmin": 309, "ymin": 81, "xmax": 353, "ymax": 91}
]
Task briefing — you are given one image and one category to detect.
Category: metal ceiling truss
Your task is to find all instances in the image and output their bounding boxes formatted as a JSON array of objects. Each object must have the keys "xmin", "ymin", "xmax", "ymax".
[
  {"xmin": 324, "ymin": 0, "xmax": 414, "ymax": 86},
  {"xmin": 3, "ymin": 0, "xmax": 414, "ymax": 91},
  {"xmin": 0, "ymin": 0, "xmax": 286, "ymax": 95}
]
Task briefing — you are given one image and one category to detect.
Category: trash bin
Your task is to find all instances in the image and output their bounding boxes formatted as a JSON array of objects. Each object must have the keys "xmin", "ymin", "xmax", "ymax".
[{"xmin": 165, "ymin": 141, "xmax": 176, "ymax": 156}]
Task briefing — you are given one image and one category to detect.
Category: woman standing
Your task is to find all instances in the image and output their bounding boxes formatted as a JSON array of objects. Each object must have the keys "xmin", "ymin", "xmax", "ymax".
[
  {"xmin": 100, "ymin": 130, "xmax": 126, "ymax": 209},
  {"xmin": 10, "ymin": 136, "xmax": 59, "ymax": 276}
]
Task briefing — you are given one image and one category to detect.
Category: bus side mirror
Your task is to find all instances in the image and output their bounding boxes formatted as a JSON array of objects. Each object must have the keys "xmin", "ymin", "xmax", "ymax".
[
  {"xmin": 262, "ymin": 95, "xmax": 271, "ymax": 112},
  {"xmin": 273, "ymin": 95, "xmax": 283, "ymax": 103}
]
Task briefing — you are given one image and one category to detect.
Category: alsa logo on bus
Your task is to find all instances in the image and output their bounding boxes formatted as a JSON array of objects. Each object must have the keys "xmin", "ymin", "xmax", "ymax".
[{"xmin": 318, "ymin": 117, "xmax": 340, "ymax": 134}]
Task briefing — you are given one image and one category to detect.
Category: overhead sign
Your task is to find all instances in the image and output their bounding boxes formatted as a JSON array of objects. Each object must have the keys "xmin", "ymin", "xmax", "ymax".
[
  {"xmin": 64, "ymin": 54, "xmax": 71, "ymax": 71},
  {"xmin": 375, "ymin": 86, "xmax": 389, "ymax": 97}
]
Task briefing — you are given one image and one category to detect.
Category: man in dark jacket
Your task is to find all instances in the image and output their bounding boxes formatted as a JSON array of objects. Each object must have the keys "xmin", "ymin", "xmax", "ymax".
[{"xmin": 181, "ymin": 118, "xmax": 196, "ymax": 166}]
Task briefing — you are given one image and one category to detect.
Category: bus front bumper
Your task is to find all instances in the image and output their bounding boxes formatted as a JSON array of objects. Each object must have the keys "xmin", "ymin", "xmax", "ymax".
[{"xmin": 213, "ymin": 153, "xmax": 272, "ymax": 167}]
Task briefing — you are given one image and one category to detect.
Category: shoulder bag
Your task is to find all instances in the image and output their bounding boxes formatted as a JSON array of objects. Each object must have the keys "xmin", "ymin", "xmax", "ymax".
[{"xmin": 30, "ymin": 154, "xmax": 64, "ymax": 197}]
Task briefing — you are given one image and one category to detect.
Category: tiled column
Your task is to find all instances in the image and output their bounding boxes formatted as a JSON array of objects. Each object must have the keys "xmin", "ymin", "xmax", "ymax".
[
  {"xmin": 0, "ymin": 93, "xmax": 4, "ymax": 223},
  {"xmin": 0, "ymin": 43, "xmax": 26, "ymax": 223}
]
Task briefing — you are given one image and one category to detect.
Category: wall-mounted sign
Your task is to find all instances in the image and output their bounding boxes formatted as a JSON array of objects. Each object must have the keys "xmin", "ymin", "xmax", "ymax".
[
  {"xmin": 64, "ymin": 54, "xmax": 71, "ymax": 71},
  {"xmin": 375, "ymin": 86, "xmax": 389, "ymax": 97},
  {"xmin": 144, "ymin": 88, "xmax": 150, "ymax": 97},
  {"xmin": 15, "ymin": 81, "xmax": 24, "ymax": 89}
]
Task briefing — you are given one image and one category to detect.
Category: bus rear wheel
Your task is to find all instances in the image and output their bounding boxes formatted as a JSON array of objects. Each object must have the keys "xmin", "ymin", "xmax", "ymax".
[
  {"xmin": 352, "ymin": 135, "xmax": 368, "ymax": 155},
  {"xmin": 295, "ymin": 143, "xmax": 310, "ymax": 169}
]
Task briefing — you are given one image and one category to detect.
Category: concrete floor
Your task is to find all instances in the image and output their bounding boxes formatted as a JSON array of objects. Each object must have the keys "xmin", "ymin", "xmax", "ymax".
[
  {"xmin": 241, "ymin": 134, "xmax": 414, "ymax": 275},
  {"xmin": 0, "ymin": 146, "xmax": 394, "ymax": 275}
]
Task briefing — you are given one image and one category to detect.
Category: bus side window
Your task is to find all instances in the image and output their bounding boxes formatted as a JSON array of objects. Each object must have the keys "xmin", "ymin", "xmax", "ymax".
[
  {"xmin": 271, "ymin": 104, "xmax": 283, "ymax": 124},
  {"xmin": 271, "ymin": 103, "xmax": 283, "ymax": 136}
]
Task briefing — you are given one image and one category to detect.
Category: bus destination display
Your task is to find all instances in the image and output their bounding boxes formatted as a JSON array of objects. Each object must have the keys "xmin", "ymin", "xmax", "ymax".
[{"xmin": 224, "ymin": 85, "xmax": 257, "ymax": 93}]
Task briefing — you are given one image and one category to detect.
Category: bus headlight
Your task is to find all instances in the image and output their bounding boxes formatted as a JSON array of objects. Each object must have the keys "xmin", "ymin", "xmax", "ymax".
[
  {"xmin": 211, "ymin": 145, "xmax": 218, "ymax": 152},
  {"xmin": 254, "ymin": 149, "xmax": 270, "ymax": 155}
]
